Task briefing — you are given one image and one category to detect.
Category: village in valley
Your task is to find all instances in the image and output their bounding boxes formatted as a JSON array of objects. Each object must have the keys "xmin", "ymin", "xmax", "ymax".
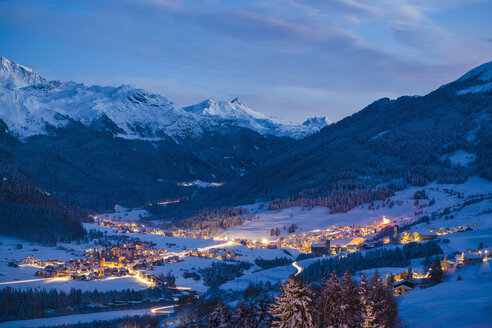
[{"xmin": 2, "ymin": 178, "xmax": 491, "ymax": 325}]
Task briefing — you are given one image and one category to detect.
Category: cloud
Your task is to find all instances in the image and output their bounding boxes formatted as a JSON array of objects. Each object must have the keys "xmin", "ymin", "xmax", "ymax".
[{"xmin": 1, "ymin": 0, "xmax": 491, "ymax": 121}]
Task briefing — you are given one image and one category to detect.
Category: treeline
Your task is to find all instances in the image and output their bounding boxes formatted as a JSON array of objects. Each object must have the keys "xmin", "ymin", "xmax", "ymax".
[
  {"xmin": 302, "ymin": 241, "xmax": 443, "ymax": 281},
  {"xmin": 199, "ymin": 261, "xmax": 252, "ymax": 288},
  {"xmin": 268, "ymin": 184, "xmax": 394, "ymax": 213},
  {"xmin": 255, "ymin": 257, "xmax": 292, "ymax": 270},
  {"xmin": 0, "ymin": 162, "xmax": 85, "ymax": 245},
  {"xmin": 188, "ymin": 272, "xmax": 399, "ymax": 328},
  {"xmin": 179, "ymin": 294, "xmax": 274, "ymax": 328},
  {"xmin": 37, "ymin": 315, "xmax": 162, "ymax": 328},
  {"xmin": 0, "ymin": 287, "xmax": 173, "ymax": 322},
  {"xmin": 178, "ymin": 207, "xmax": 249, "ymax": 233}
]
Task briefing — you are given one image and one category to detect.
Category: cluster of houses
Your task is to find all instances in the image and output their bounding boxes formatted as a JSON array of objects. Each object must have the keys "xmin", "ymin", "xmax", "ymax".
[
  {"xmin": 23, "ymin": 239, "xmax": 177, "ymax": 286},
  {"xmin": 430, "ymin": 224, "xmax": 477, "ymax": 236},
  {"xmin": 186, "ymin": 248, "xmax": 238, "ymax": 260},
  {"xmin": 269, "ymin": 222, "xmax": 387, "ymax": 252},
  {"xmin": 309, "ymin": 237, "xmax": 386, "ymax": 255},
  {"xmin": 392, "ymin": 248, "xmax": 489, "ymax": 296}
]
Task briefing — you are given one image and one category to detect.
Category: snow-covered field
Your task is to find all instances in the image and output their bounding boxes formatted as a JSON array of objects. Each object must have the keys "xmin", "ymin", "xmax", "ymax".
[
  {"xmin": 399, "ymin": 262, "xmax": 492, "ymax": 328},
  {"xmin": 223, "ymin": 177, "xmax": 492, "ymax": 241},
  {"xmin": 0, "ymin": 275, "xmax": 150, "ymax": 292},
  {"xmin": 0, "ymin": 307, "xmax": 161, "ymax": 328},
  {"xmin": 97, "ymin": 205, "xmax": 150, "ymax": 222},
  {"xmin": 0, "ymin": 177, "xmax": 490, "ymax": 327}
]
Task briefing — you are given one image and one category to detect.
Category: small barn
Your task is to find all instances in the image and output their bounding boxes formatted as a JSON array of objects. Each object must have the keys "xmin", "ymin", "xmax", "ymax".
[{"xmin": 394, "ymin": 280, "xmax": 415, "ymax": 296}]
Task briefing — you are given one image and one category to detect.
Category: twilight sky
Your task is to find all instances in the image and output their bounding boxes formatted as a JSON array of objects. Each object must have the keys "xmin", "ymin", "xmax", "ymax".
[{"xmin": 1, "ymin": 0, "xmax": 491, "ymax": 123}]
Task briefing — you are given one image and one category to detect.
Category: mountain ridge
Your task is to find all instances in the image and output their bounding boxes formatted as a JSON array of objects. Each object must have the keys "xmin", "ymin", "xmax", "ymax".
[{"xmin": 0, "ymin": 57, "xmax": 323, "ymax": 140}]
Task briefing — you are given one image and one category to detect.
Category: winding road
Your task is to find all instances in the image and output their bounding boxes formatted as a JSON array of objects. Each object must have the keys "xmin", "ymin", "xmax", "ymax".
[{"xmin": 292, "ymin": 261, "xmax": 303, "ymax": 276}]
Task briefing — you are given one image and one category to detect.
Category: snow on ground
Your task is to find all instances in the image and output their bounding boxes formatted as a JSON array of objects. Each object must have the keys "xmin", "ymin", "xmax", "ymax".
[
  {"xmin": 83, "ymin": 223, "xmax": 220, "ymax": 251},
  {"xmin": 0, "ymin": 307, "xmax": 161, "ymax": 328},
  {"xmin": 224, "ymin": 177, "xmax": 491, "ymax": 242},
  {"xmin": 444, "ymin": 150, "xmax": 477, "ymax": 167},
  {"xmin": 0, "ymin": 275, "xmax": 149, "ymax": 292},
  {"xmin": 399, "ymin": 262, "xmax": 492, "ymax": 328},
  {"xmin": 178, "ymin": 180, "xmax": 224, "ymax": 188},
  {"xmin": 225, "ymin": 202, "xmax": 410, "ymax": 241},
  {"xmin": 220, "ymin": 256, "xmax": 322, "ymax": 291},
  {"xmin": 0, "ymin": 236, "xmax": 85, "ymax": 284},
  {"xmin": 149, "ymin": 257, "xmax": 220, "ymax": 293},
  {"xmin": 96, "ymin": 205, "xmax": 150, "ymax": 222},
  {"xmin": 457, "ymin": 81, "xmax": 492, "ymax": 95},
  {"xmin": 220, "ymin": 263, "xmax": 297, "ymax": 291}
]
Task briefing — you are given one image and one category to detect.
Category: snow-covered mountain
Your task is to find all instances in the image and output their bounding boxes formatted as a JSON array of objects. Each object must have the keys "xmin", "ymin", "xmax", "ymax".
[
  {"xmin": 456, "ymin": 61, "xmax": 492, "ymax": 95},
  {"xmin": 183, "ymin": 98, "xmax": 328, "ymax": 138},
  {"xmin": 0, "ymin": 57, "xmax": 206, "ymax": 140},
  {"xmin": 0, "ymin": 57, "xmax": 46, "ymax": 88},
  {"xmin": 0, "ymin": 57, "xmax": 323, "ymax": 140},
  {"xmin": 301, "ymin": 116, "xmax": 330, "ymax": 130}
]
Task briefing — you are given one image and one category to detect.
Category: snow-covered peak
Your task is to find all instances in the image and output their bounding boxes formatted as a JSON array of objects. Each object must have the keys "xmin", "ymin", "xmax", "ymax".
[
  {"xmin": 0, "ymin": 57, "xmax": 46, "ymax": 88},
  {"xmin": 455, "ymin": 61, "xmax": 492, "ymax": 95},
  {"xmin": 458, "ymin": 61, "xmax": 492, "ymax": 82},
  {"xmin": 183, "ymin": 98, "xmax": 270, "ymax": 121},
  {"xmin": 183, "ymin": 98, "xmax": 321, "ymax": 138},
  {"xmin": 0, "ymin": 58, "xmax": 324, "ymax": 140},
  {"xmin": 302, "ymin": 116, "xmax": 330, "ymax": 130}
]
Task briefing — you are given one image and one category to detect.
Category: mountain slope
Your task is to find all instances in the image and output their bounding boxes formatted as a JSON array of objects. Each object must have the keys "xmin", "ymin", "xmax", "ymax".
[
  {"xmin": 183, "ymin": 98, "xmax": 328, "ymax": 138},
  {"xmin": 0, "ymin": 161, "xmax": 85, "ymax": 244},
  {"xmin": 164, "ymin": 61, "xmax": 492, "ymax": 216},
  {"xmin": 0, "ymin": 57, "xmax": 321, "ymax": 140},
  {"xmin": 0, "ymin": 57, "xmax": 296, "ymax": 210}
]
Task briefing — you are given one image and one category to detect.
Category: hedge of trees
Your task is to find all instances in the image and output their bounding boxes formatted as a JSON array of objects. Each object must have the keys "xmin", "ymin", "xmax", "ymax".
[
  {"xmin": 199, "ymin": 272, "xmax": 399, "ymax": 328},
  {"xmin": 177, "ymin": 207, "xmax": 249, "ymax": 233},
  {"xmin": 0, "ymin": 287, "xmax": 174, "ymax": 322},
  {"xmin": 302, "ymin": 241, "xmax": 443, "ymax": 282},
  {"xmin": 199, "ymin": 261, "xmax": 252, "ymax": 288}
]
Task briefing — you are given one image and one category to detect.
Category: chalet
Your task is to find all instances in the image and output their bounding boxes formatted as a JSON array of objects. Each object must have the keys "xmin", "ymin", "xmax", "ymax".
[
  {"xmin": 441, "ymin": 256, "xmax": 455, "ymax": 271},
  {"xmin": 394, "ymin": 280, "xmax": 415, "ymax": 296},
  {"xmin": 311, "ymin": 240, "xmax": 330, "ymax": 256},
  {"xmin": 455, "ymin": 252, "xmax": 483, "ymax": 266}
]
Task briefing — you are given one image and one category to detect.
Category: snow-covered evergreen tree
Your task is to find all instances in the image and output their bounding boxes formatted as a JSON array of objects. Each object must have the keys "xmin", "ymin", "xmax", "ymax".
[
  {"xmin": 252, "ymin": 295, "xmax": 273, "ymax": 328},
  {"xmin": 231, "ymin": 301, "xmax": 249, "ymax": 328},
  {"xmin": 359, "ymin": 273, "xmax": 382, "ymax": 328},
  {"xmin": 208, "ymin": 301, "xmax": 231, "ymax": 328},
  {"xmin": 340, "ymin": 270, "xmax": 362, "ymax": 327},
  {"xmin": 386, "ymin": 273, "xmax": 395, "ymax": 289},
  {"xmin": 428, "ymin": 256, "xmax": 443, "ymax": 285},
  {"xmin": 270, "ymin": 275, "xmax": 314, "ymax": 328},
  {"xmin": 405, "ymin": 266, "xmax": 414, "ymax": 282},
  {"xmin": 371, "ymin": 271, "xmax": 389, "ymax": 327}
]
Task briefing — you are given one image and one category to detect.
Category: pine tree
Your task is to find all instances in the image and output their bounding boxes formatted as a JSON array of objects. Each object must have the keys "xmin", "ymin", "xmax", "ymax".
[
  {"xmin": 371, "ymin": 271, "xmax": 390, "ymax": 328},
  {"xmin": 314, "ymin": 275, "xmax": 332, "ymax": 327},
  {"xmin": 386, "ymin": 273, "xmax": 395, "ymax": 288},
  {"xmin": 405, "ymin": 266, "xmax": 414, "ymax": 282},
  {"xmin": 428, "ymin": 256, "xmax": 443, "ymax": 285},
  {"xmin": 231, "ymin": 301, "xmax": 249, "ymax": 328},
  {"xmin": 324, "ymin": 271, "xmax": 345, "ymax": 327},
  {"xmin": 359, "ymin": 273, "xmax": 382, "ymax": 328},
  {"xmin": 208, "ymin": 301, "xmax": 231, "ymax": 328},
  {"xmin": 270, "ymin": 275, "xmax": 314, "ymax": 328},
  {"xmin": 252, "ymin": 295, "xmax": 273, "ymax": 328},
  {"xmin": 340, "ymin": 270, "xmax": 362, "ymax": 328}
]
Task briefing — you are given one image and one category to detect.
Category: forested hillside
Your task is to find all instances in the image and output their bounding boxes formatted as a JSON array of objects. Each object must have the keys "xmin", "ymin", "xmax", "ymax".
[
  {"xmin": 162, "ymin": 66, "xmax": 492, "ymax": 221},
  {"xmin": 0, "ymin": 120, "xmax": 290, "ymax": 211},
  {"xmin": 0, "ymin": 161, "xmax": 86, "ymax": 244}
]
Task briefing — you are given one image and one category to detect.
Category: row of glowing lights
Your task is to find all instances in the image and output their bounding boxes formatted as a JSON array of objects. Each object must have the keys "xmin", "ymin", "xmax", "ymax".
[{"xmin": 252, "ymin": 216, "xmax": 393, "ymax": 245}]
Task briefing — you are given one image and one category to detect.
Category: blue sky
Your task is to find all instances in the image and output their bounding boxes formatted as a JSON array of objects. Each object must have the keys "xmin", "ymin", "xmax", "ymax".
[{"xmin": 1, "ymin": 0, "xmax": 491, "ymax": 122}]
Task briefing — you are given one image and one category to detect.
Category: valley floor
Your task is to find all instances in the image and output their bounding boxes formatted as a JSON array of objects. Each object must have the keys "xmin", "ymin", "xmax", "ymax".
[{"xmin": 0, "ymin": 177, "xmax": 491, "ymax": 327}]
